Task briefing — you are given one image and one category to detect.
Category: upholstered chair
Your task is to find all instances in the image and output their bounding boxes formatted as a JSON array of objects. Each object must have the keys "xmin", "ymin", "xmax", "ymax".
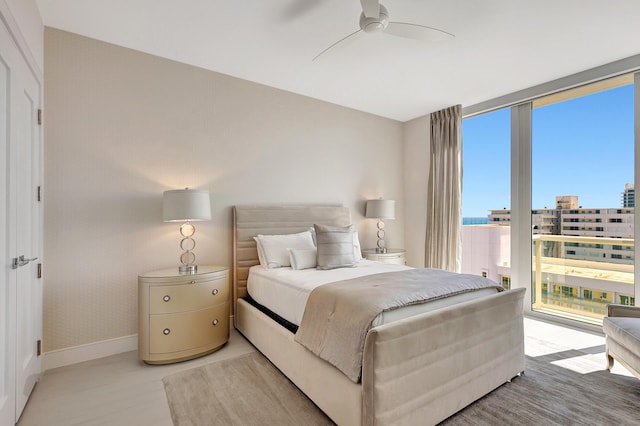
[{"xmin": 603, "ymin": 304, "xmax": 640, "ymax": 379}]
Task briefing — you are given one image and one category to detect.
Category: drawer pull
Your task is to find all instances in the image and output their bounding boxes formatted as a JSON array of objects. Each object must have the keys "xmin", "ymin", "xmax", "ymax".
[
  {"xmin": 162, "ymin": 295, "xmax": 171, "ymax": 302},
  {"xmin": 163, "ymin": 328, "xmax": 171, "ymax": 335},
  {"xmin": 212, "ymin": 288, "xmax": 219, "ymax": 296},
  {"xmin": 190, "ymin": 280, "xmax": 196, "ymax": 284},
  {"xmin": 212, "ymin": 319, "xmax": 219, "ymax": 326}
]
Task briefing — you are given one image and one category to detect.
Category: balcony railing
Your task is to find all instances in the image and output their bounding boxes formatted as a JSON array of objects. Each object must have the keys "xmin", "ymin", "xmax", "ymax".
[{"xmin": 532, "ymin": 234, "xmax": 635, "ymax": 325}]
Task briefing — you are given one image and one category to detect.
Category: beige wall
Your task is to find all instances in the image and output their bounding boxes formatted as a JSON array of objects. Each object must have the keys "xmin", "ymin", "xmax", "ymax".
[{"xmin": 43, "ymin": 28, "xmax": 409, "ymax": 352}]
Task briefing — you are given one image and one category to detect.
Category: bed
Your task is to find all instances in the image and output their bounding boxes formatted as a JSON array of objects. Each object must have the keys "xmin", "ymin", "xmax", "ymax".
[{"xmin": 233, "ymin": 205, "xmax": 525, "ymax": 425}]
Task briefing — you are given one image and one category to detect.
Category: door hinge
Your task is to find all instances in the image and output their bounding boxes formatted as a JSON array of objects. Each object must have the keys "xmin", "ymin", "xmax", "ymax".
[
  {"xmin": 37, "ymin": 186, "xmax": 42, "ymax": 202},
  {"xmin": 37, "ymin": 109, "xmax": 42, "ymax": 125},
  {"xmin": 37, "ymin": 263, "xmax": 42, "ymax": 279},
  {"xmin": 37, "ymin": 340, "xmax": 42, "ymax": 356}
]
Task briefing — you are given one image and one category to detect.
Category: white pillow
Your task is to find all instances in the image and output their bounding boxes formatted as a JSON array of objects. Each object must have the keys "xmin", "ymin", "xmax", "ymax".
[
  {"xmin": 308, "ymin": 226, "xmax": 317, "ymax": 245},
  {"xmin": 254, "ymin": 231, "xmax": 315, "ymax": 269},
  {"xmin": 352, "ymin": 231, "xmax": 363, "ymax": 261},
  {"xmin": 288, "ymin": 248, "xmax": 317, "ymax": 270},
  {"xmin": 254, "ymin": 237, "xmax": 267, "ymax": 267},
  {"xmin": 310, "ymin": 226, "xmax": 363, "ymax": 261}
]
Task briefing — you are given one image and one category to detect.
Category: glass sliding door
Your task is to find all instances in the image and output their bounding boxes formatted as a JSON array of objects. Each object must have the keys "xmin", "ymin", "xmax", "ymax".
[
  {"xmin": 530, "ymin": 75, "xmax": 635, "ymax": 324},
  {"xmin": 461, "ymin": 108, "xmax": 511, "ymax": 287}
]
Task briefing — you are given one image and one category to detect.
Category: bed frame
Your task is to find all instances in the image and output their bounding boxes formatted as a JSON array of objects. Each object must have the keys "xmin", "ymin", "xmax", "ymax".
[{"xmin": 233, "ymin": 205, "xmax": 525, "ymax": 425}]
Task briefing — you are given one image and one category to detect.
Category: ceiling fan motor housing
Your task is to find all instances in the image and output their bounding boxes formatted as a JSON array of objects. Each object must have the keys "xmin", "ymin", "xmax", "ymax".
[{"xmin": 359, "ymin": 4, "xmax": 389, "ymax": 33}]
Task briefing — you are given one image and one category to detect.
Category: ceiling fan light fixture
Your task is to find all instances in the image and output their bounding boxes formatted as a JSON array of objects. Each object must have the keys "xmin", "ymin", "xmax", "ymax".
[
  {"xmin": 359, "ymin": 4, "xmax": 388, "ymax": 33},
  {"xmin": 313, "ymin": 1, "xmax": 453, "ymax": 61}
]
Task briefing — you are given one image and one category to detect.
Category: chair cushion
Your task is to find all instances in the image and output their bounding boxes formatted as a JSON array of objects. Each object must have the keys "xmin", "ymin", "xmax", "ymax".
[{"xmin": 603, "ymin": 317, "xmax": 640, "ymax": 353}]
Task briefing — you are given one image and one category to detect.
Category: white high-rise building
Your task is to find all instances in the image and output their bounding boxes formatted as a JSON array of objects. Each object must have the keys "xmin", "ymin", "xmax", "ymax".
[
  {"xmin": 466, "ymin": 192, "xmax": 636, "ymax": 319},
  {"xmin": 461, "ymin": 224, "xmax": 635, "ymax": 315},
  {"xmin": 487, "ymin": 195, "xmax": 634, "ymax": 265}
]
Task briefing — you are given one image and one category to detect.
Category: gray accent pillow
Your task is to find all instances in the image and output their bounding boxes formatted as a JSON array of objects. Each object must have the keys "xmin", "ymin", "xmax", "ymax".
[{"xmin": 314, "ymin": 223, "xmax": 356, "ymax": 270}]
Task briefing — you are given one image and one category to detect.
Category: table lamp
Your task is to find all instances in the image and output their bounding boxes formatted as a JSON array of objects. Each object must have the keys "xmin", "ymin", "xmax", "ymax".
[
  {"xmin": 365, "ymin": 199, "xmax": 395, "ymax": 253},
  {"xmin": 163, "ymin": 188, "xmax": 211, "ymax": 274}
]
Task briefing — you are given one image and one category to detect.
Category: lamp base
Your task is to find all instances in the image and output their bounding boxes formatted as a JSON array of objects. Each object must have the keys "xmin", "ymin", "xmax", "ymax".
[
  {"xmin": 375, "ymin": 247, "xmax": 388, "ymax": 254},
  {"xmin": 179, "ymin": 264, "xmax": 197, "ymax": 274}
]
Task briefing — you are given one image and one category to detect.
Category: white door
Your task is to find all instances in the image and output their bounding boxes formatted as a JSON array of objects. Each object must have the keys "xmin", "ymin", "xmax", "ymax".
[
  {"xmin": 13, "ymin": 39, "xmax": 42, "ymax": 420},
  {"xmin": 0, "ymin": 15, "xmax": 43, "ymax": 426},
  {"xmin": 0, "ymin": 19, "xmax": 18, "ymax": 426}
]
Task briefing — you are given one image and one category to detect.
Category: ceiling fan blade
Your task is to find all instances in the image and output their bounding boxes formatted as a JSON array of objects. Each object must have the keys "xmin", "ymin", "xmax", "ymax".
[
  {"xmin": 385, "ymin": 22, "xmax": 454, "ymax": 41},
  {"xmin": 313, "ymin": 29, "xmax": 363, "ymax": 61},
  {"xmin": 360, "ymin": 0, "xmax": 380, "ymax": 18}
]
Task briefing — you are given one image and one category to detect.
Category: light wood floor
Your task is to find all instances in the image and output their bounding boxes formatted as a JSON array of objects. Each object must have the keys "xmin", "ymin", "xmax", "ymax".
[{"xmin": 17, "ymin": 318, "xmax": 633, "ymax": 425}]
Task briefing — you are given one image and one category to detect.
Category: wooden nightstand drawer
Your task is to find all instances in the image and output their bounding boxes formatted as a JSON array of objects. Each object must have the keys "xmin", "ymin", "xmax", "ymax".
[
  {"xmin": 362, "ymin": 248, "xmax": 406, "ymax": 265},
  {"xmin": 138, "ymin": 266, "xmax": 230, "ymax": 364},
  {"xmin": 149, "ymin": 277, "xmax": 227, "ymax": 314},
  {"xmin": 149, "ymin": 304, "xmax": 229, "ymax": 354}
]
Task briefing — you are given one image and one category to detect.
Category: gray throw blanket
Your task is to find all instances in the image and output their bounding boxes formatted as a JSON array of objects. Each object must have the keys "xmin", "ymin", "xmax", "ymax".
[{"xmin": 294, "ymin": 268, "xmax": 503, "ymax": 382}]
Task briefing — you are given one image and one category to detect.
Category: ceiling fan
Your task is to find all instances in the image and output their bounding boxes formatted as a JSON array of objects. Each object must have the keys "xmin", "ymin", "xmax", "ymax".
[{"xmin": 313, "ymin": 0, "xmax": 454, "ymax": 61}]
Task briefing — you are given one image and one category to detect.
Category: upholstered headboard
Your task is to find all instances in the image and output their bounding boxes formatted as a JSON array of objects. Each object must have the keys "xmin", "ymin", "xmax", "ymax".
[{"xmin": 232, "ymin": 205, "xmax": 351, "ymax": 313}]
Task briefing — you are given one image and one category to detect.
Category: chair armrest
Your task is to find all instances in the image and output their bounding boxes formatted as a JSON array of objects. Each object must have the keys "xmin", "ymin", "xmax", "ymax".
[{"xmin": 607, "ymin": 304, "xmax": 640, "ymax": 318}]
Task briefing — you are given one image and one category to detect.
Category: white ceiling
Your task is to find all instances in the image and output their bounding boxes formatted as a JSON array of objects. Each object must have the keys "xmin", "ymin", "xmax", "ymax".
[{"xmin": 35, "ymin": 0, "xmax": 640, "ymax": 122}]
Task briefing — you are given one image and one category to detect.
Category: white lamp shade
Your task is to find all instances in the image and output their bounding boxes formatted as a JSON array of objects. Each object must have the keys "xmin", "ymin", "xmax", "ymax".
[
  {"xmin": 365, "ymin": 199, "xmax": 395, "ymax": 219},
  {"xmin": 163, "ymin": 189, "xmax": 211, "ymax": 222}
]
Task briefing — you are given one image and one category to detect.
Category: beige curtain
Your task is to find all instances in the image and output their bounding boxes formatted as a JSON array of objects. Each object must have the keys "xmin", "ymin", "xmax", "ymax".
[{"xmin": 425, "ymin": 105, "xmax": 462, "ymax": 272}]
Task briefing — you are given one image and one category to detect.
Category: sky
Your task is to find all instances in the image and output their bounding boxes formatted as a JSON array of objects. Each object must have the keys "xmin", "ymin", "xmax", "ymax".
[{"xmin": 462, "ymin": 83, "xmax": 635, "ymax": 218}]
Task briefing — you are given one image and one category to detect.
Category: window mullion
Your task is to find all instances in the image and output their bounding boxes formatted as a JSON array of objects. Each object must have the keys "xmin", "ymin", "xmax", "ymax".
[{"xmin": 511, "ymin": 102, "xmax": 532, "ymax": 312}]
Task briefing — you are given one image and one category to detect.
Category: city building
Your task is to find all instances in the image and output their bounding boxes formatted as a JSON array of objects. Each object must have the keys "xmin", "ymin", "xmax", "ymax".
[
  {"xmin": 466, "ymin": 192, "xmax": 635, "ymax": 323},
  {"xmin": 623, "ymin": 183, "xmax": 635, "ymax": 208},
  {"xmin": 462, "ymin": 224, "xmax": 635, "ymax": 321},
  {"xmin": 488, "ymin": 195, "xmax": 634, "ymax": 264}
]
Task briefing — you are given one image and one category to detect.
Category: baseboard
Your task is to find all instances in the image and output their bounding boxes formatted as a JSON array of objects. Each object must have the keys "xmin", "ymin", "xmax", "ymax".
[{"xmin": 43, "ymin": 334, "xmax": 138, "ymax": 371}]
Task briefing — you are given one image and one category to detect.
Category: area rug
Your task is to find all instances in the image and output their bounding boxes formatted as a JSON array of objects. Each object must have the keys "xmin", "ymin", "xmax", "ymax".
[
  {"xmin": 163, "ymin": 352, "xmax": 333, "ymax": 425},
  {"xmin": 441, "ymin": 348, "xmax": 640, "ymax": 425},
  {"xmin": 164, "ymin": 350, "xmax": 640, "ymax": 426}
]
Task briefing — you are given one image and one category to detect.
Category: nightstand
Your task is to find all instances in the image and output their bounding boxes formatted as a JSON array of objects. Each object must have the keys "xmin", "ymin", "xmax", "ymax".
[
  {"xmin": 362, "ymin": 248, "xmax": 406, "ymax": 265},
  {"xmin": 138, "ymin": 265, "xmax": 229, "ymax": 364}
]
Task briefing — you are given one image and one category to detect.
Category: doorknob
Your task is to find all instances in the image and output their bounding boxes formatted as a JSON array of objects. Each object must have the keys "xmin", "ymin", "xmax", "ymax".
[{"xmin": 11, "ymin": 255, "xmax": 39, "ymax": 270}]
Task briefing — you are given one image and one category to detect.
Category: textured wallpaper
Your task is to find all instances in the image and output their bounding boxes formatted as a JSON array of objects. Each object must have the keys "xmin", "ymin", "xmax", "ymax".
[{"xmin": 42, "ymin": 28, "xmax": 408, "ymax": 352}]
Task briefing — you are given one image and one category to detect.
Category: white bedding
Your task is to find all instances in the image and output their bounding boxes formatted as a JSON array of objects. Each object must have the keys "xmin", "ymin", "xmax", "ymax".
[{"xmin": 247, "ymin": 260, "xmax": 497, "ymax": 327}]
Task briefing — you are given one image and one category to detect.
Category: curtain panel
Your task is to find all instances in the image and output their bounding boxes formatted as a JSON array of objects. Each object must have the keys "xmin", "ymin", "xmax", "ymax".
[{"xmin": 425, "ymin": 104, "xmax": 462, "ymax": 272}]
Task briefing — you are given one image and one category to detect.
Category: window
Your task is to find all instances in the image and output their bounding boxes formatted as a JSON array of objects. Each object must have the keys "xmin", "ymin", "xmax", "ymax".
[
  {"xmin": 531, "ymin": 74, "xmax": 635, "ymax": 324},
  {"xmin": 619, "ymin": 295, "xmax": 636, "ymax": 305},
  {"xmin": 461, "ymin": 108, "xmax": 510, "ymax": 279},
  {"xmin": 464, "ymin": 71, "xmax": 637, "ymax": 326},
  {"xmin": 501, "ymin": 276, "xmax": 511, "ymax": 290}
]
